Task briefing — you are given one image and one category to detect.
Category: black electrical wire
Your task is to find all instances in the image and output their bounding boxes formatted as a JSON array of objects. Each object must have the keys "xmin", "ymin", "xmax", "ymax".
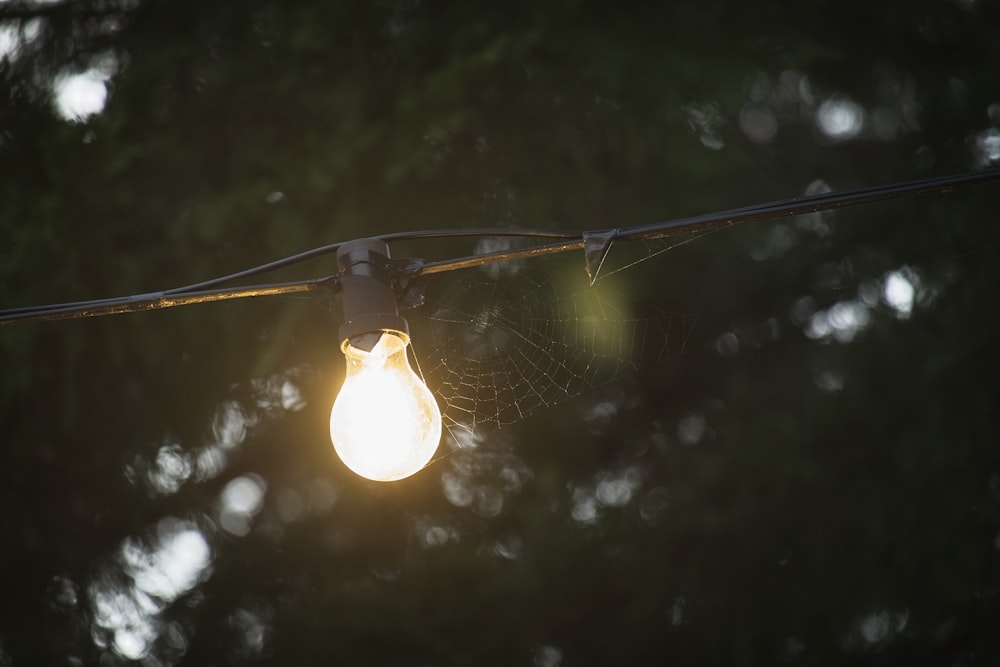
[
  {"xmin": 619, "ymin": 168, "xmax": 1000, "ymax": 241},
  {"xmin": 163, "ymin": 227, "xmax": 580, "ymax": 296},
  {"xmin": 421, "ymin": 168, "xmax": 1000, "ymax": 274},
  {"xmin": 2, "ymin": 168, "xmax": 999, "ymax": 326},
  {"xmin": 0, "ymin": 278, "xmax": 336, "ymax": 324}
]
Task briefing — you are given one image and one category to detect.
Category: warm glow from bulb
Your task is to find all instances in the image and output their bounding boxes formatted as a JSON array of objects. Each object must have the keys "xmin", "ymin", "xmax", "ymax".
[{"xmin": 330, "ymin": 332, "xmax": 442, "ymax": 481}]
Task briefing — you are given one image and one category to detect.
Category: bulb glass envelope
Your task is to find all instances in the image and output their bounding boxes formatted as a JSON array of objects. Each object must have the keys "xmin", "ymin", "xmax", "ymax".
[{"xmin": 330, "ymin": 330, "xmax": 441, "ymax": 481}]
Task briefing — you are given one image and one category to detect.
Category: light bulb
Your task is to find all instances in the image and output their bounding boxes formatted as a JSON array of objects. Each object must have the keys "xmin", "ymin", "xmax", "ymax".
[{"xmin": 330, "ymin": 331, "xmax": 442, "ymax": 481}]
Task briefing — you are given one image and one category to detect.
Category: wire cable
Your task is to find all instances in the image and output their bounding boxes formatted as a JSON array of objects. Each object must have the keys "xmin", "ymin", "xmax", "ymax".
[
  {"xmin": 163, "ymin": 227, "xmax": 580, "ymax": 296},
  {"xmin": 2, "ymin": 278, "xmax": 336, "ymax": 325},
  {"xmin": 3, "ymin": 168, "xmax": 998, "ymax": 326},
  {"xmin": 422, "ymin": 168, "xmax": 1000, "ymax": 274}
]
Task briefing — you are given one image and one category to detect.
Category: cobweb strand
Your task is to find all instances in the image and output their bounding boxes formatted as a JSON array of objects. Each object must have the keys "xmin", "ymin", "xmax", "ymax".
[{"xmin": 410, "ymin": 261, "xmax": 702, "ymax": 440}]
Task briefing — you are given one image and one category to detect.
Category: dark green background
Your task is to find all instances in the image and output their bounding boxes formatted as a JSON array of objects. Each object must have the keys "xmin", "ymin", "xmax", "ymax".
[{"xmin": 2, "ymin": 1, "xmax": 1000, "ymax": 664}]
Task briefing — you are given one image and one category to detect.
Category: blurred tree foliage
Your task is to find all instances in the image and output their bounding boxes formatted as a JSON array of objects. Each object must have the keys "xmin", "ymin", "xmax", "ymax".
[{"xmin": 1, "ymin": 0, "xmax": 999, "ymax": 665}]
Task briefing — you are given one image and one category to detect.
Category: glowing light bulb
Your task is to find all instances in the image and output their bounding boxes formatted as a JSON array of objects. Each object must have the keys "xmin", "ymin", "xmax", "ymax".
[{"xmin": 330, "ymin": 331, "xmax": 442, "ymax": 481}]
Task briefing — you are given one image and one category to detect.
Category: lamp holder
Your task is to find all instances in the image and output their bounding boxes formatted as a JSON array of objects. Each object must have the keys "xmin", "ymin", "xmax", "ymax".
[{"xmin": 337, "ymin": 239, "xmax": 409, "ymax": 352}]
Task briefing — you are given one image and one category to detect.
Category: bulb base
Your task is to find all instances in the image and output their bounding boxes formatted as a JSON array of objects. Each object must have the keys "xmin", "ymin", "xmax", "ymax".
[{"xmin": 337, "ymin": 239, "xmax": 409, "ymax": 349}]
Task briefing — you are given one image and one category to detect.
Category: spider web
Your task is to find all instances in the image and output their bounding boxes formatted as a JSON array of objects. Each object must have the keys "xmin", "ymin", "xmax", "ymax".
[
  {"xmin": 409, "ymin": 245, "xmax": 704, "ymax": 440},
  {"xmin": 584, "ymin": 228, "xmax": 721, "ymax": 285}
]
